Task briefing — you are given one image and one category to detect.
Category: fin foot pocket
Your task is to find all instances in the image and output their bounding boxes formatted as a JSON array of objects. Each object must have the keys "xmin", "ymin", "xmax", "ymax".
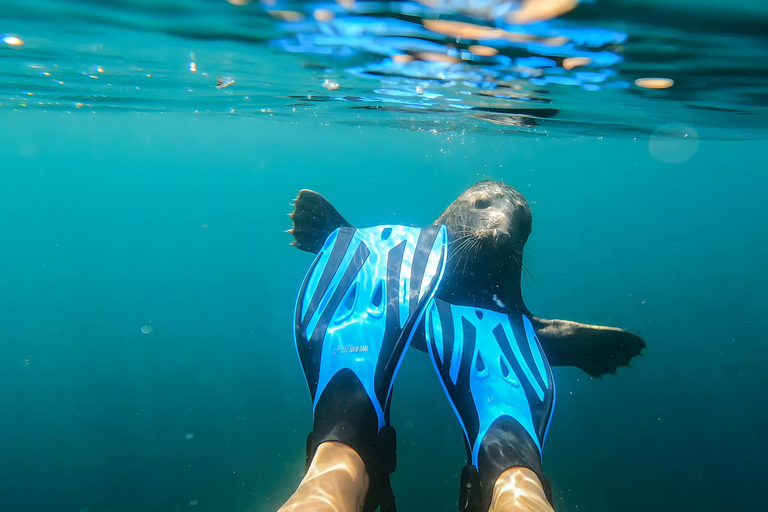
[
  {"xmin": 426, "ymin": 299, "xmax": 556, "ymax": 512},
  {"xmin": 294, "ymin": 225, "xmax": 447, "ymax": 512}
]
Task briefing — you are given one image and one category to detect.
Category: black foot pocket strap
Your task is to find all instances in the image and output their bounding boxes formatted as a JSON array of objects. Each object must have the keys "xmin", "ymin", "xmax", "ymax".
[{"xmin": 364, "ymin": 472, "xmax": 395, "ymax": 512}]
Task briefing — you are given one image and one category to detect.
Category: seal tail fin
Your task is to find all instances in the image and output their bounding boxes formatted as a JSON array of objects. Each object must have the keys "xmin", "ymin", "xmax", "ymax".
[{"xmin": 289, "ymin": 189, "xmax": 353, "ymax": 254}]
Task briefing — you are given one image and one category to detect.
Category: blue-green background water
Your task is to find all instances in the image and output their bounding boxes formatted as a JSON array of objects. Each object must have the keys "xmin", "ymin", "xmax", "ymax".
[{"xmin": 2, "ymin": 1, "xmax": 768, "ymax": 511}]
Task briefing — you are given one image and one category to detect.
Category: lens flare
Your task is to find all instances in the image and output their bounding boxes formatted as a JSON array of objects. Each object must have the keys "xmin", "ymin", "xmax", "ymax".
[{"xmin": 649, "ymin": 124, "xmax": 699, "ymax": 163}]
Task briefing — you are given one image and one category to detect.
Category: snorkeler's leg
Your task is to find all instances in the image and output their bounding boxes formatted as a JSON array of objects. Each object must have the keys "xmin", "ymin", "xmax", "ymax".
[
  {"xmin": 293, "ymin": 225, "xmax": 447, "ymax": 511},
  {"xmin": 488, "ymin": 467, "xmax": 554, "ymax": 512},
  {"xmin": 425, "ymin": 300, "xmax": 556, "ymax": 512},
  {"xmin": 278, "ymin": 442, "xmax": 368, "ymax": 512}
]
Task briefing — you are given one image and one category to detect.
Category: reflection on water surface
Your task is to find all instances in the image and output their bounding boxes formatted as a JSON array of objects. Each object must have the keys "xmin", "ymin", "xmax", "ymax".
[{"xmin": 1, "ymin": 0, "xmax": 766, "ymax": 138}]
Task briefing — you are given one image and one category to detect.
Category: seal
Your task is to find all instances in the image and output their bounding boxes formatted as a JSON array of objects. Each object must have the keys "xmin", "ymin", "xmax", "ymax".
[{"xmin": 288, "ymin": 181, "xmax": 645, "ymax": 377}]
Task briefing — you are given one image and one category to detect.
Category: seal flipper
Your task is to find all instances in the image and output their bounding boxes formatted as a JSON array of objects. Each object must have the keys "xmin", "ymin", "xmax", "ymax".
[
  {"xmin": 289, "ymin": 189, "xmax": 352, "ymax": 253},
  {"xmin": 530, "ymin": 316, "xmax": 645, "ymax": 378}
]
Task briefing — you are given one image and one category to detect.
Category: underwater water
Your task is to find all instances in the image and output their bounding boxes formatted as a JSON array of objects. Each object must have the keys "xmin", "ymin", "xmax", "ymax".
[{"xmin": 1, "ymin": 1, "xmax": 767, "ymax": 511}]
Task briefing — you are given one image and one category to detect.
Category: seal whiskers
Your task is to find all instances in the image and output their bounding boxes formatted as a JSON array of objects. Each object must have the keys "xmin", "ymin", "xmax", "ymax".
[
  {"xmin": 451, "ymin": 238, "xmax": 478, "ymax": 272},
  {"xmin": 447, "ymin": 231, "xmax": 477, "ymax": 263}
]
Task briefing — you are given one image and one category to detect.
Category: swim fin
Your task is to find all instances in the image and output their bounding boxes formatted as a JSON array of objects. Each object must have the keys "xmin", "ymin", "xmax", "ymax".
[
  {"xmin": 295, "ymin": 224, "xmax": 447, "ymax": 512},
  {"xmin": 425, "ymin": 299, "xmax": 556, "ymax": 512}
]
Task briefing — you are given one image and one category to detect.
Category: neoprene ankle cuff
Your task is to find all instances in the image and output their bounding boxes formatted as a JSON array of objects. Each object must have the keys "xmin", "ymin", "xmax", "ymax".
[
  {"xmin": 304, "ymin": 369, "xmax": 397, "ymax": 511},
  {"xmin": 460, "ymin": 417, "xmax": 553, "ymax": 512}
]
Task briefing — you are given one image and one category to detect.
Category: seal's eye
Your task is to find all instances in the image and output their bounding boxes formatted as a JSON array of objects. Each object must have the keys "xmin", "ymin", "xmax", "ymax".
[{"xmin": 473, "ymin": 198, "xmax": 492, "ymax": 209}]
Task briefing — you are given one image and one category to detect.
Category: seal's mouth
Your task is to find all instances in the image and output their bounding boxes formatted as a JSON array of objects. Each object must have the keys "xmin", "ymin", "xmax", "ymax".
[
  {"xmin": 447, "ymin": 226, "xmax": 515, "ymax": 273},
  {"xmin": 473, "ymin": 227, "xmax": 512, "ymax": 247}
]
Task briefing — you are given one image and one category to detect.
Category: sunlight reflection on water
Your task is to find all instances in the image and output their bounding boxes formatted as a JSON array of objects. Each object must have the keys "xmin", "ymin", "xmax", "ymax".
[{"xmin": 0, "ymin": 0, "xmax": 766, "ymax": 138}]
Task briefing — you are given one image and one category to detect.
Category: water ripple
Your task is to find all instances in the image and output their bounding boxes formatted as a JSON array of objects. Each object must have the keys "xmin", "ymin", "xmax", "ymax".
[{"xmin": 1, "ymin": 0, "xmax": 766, "ymax": 139}]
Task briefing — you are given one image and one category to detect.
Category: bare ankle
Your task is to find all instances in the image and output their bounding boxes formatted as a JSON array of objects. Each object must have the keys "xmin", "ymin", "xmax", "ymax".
[
  {"xmin": 278, "ymin": 442, "xmax": 369, "ymax": 512},
  {"xmin": 489, "ymin": 467, "xmax": 554, "ymax": 512},
  {"xmin": 309, "ymin": 442, "xmax": 368, "ymax": 481}
]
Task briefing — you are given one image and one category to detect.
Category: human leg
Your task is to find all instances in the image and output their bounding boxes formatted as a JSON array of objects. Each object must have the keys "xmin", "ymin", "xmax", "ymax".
[
  {"xmin": 425, "ymin": 300, "xmax": 556, "ymax": 511},
  {"xmin": 289, "ymin": 225, "xmax": 447, "ymax": 511},
  {"xmin": 488, "ymin": 467, "xmax": 554, "ymax": 512},
  {"xmin": 278, "ymin": 442, "xmax": 368, "ymax": 512}
]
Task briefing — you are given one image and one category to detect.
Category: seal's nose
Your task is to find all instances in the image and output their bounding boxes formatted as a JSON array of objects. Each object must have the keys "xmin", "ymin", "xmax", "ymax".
[{"xmin": 488, "ymin": 210, "xmax": 511, "ymax": 235}]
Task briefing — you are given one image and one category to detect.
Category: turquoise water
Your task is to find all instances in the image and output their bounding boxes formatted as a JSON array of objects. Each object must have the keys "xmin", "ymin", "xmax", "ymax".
[{"xmin": 1, "ymin": 1, "xmax": 767, "ymax": 511}]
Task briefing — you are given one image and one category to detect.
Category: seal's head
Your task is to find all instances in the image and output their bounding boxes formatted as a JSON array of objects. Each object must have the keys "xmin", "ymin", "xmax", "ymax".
[{"xmin": 434, "ymin": 181, "xmax": 531, "ymax": 274}]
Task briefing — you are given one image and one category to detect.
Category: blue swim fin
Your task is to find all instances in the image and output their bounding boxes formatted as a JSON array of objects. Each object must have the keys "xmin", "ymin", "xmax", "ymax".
[
  {"xmin": 425, "ymin": 299, "xmax": 556, "ymax": 512},
  {"xmin": 294, "ymin": 224, "xmax": 447, "ymax": 512}
]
